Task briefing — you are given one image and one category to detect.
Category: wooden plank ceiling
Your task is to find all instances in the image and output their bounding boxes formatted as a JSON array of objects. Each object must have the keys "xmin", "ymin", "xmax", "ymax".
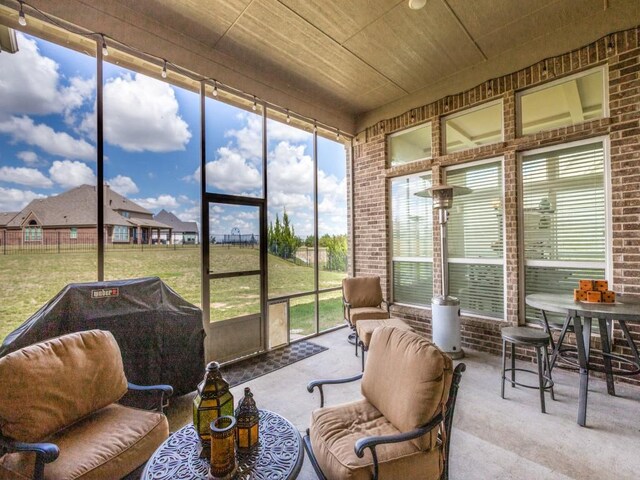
[{"xmin": 4, "ymin": 0, "xmax": 638, "ymax": 132}]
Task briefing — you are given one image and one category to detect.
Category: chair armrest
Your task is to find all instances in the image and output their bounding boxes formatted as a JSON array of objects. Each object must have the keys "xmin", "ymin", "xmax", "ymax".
[
  {"xmin": 343, "ymin": 298, "xmax": 353, "ymax": 327},
  {"xmin": 126, "ymin": 382, "xmax": 173, "ymax": 412},
  {"xmin": 354, "ymin": 414, "xmax": 444, "ymax": 480},
  {"xmin": 0, "ymin": 434, "xmax": 59, "ymax": 480},
  {"xmin": 307, "ymin": 373, "xmax": 363, "ymax": 408},
  {"xmin": 381, "ymin": 299, "xmax": 390, "ymax": 312}
]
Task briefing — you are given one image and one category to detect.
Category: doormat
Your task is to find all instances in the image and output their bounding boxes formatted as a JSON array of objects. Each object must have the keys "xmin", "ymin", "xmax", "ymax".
[{"xmin": 221, "ymin": 341, "xmax": 328, "ymax": 387}]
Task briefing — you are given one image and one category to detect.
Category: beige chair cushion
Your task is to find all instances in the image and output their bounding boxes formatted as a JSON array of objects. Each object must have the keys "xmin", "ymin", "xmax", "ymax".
[
  {"xmin": 310, "ymin": 399, "xmax": 441, "ymax": 480},
  {"xmin": 356, "ymin": 318, "xmax": 414, "ymax": 349},
  {"xmin": 0, "ymin": 330, "xmax": 128, "ymax": 443},
  {"xmin": 361, "ymin": 327, "xmax": 453, "ymax": 450},
  {"xmin": 349, "ymin": 307, "xmax": 390, "ymax": 324},
  {"xmin": 343, "ymin": 277, "xmax": 384, "ymax": 308},
  {"xmin": 0, "ymin": 404, "xmax": 169, "ymax": 480}
]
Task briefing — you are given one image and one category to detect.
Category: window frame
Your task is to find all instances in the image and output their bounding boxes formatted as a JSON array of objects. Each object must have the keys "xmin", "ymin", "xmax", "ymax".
[
  {"xmin": 113, "ymin": 225, "xmax": 130, "ymax": 243},
  {"xmin": 444, "ymin": 156, "xmax": 507, "ymax": 321},
  {"xmin": 24, "ymin": 226, "xmax": 43, "ymax": 242},
  {"xmin": 516, "ymin": 66, "xmax": 608, "ymax": 137},
  {"xmin": 517, "ymin": 136, "xmax": 612, "ymax": 325},
  {"xmin": 389, "ymin": 171, "xmax": 434, "ymax": 309},
  {"xmin": 69, "ymin": 227, "xmax": 78, "ymax": 239},
  {"xmin": 387, "ymin": 121, "xmax": 433, "ymax": 168},
  {"xmin": 441, "ymin": 99, "xmax": 504, "ymax": 155}
]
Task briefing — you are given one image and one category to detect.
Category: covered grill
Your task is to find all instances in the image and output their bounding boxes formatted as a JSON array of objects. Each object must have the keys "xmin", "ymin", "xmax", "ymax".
[{"xmin": 0, "ymin": 277, "xmax": 204, "ymax": 396}]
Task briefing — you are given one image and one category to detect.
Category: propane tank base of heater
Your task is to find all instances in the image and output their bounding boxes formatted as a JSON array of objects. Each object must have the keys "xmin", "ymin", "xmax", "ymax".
[{"xmin": 432, "ymin": 295, "xmax": 465, "ymax": 360}]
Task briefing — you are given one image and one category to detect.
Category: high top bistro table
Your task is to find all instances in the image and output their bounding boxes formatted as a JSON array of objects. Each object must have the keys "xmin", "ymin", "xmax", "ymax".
[{"xmin": 525, "ymin": 294, "xmax": 640, "ymax": 426}]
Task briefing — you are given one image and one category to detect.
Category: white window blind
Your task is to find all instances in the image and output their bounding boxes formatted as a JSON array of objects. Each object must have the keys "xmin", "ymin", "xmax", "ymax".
[
  {"xmin": 446, "ymin": 161, "xmax": 504, "ymax": 318},
  {"xmin": 521, "ymin": 142, "xmax": 606, "ymax": 323},
  {"xmin": 391, "ymin": 174, "xmax": 433, "ymax": 305}
]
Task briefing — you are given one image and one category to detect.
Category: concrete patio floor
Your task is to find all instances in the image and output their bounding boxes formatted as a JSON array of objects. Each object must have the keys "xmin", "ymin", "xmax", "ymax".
[{"xmin": 167, "ymin": 327, "xmax": 640, "ymax": 479}]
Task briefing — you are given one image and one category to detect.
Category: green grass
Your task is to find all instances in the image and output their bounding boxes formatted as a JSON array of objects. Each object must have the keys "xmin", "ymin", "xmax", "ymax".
[
  {"xmin": 288, "ymin": 293, "xmax": 345, "ymax": 337},
  {"xmin": 0, "ymin": 246, "xmax": 345, "ymax": 342}
]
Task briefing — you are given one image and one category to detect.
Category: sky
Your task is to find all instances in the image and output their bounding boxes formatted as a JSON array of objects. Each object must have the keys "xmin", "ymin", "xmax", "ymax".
[{"xmin": 0, "ymin": 33, "xmax": 347, "ymax": 238}]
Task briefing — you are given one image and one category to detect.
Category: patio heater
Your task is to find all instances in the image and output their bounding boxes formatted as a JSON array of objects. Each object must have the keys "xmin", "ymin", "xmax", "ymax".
[{"xmin": 416, "ymin": 184, "xmax": 471, "ymax": 360}]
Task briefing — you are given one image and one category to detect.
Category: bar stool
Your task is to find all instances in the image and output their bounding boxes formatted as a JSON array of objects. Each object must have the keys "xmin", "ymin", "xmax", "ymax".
[{"xmin": 501, "ymin": 326, "xmax": 555, "ymax": 413}]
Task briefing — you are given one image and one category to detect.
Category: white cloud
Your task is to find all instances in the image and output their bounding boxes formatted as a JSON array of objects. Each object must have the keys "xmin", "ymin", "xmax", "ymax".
[
  {"xmin": 177, "ymin": 205, "xmax": 200, "ymax": 222},
  {"xmin": 0, "ymin": 116, "xmax": 95, "ymax": 161},
  {"xmin": 0, "ymin": 34, "xmax": 61, "ymax": 117},
  {"xmin": 268, "ymin": 191, "xmax": 313, "ymax": 212},
  {"xmin": 81, "ymin": 73, "xmax": 191, "ymax": 152},
  {"xmin": 0, "ymin": 33, "xmax": 94, "ymax": 120},
  {"xmin": 61, "ymin": 76, "xmax": 95, "ymax": 124},
  {"xmin": 17, "ymin": 151, "xmax": 41, "ymax": 165},
  {"xmin": 0, "ymin": 187, "xmax": 46, "ymax": 211},
  {"xmin": 204, "ymin": 147, "xmax": 262, "ymax": 193},
  {"xmin": 225, "ymin": 114, "xmax": 263, "ymax": 161},
  {"xmin": 267, "ymin": 118, "xmax": 312, "ymax": 142},
  {"xmin": 186, "ymin": 115, "xmax": 346, "ymax": 237},
  {"xmin": 49, "ymin": 160, "xmax": 96, "ymax": 188},
  {"xmin": 267, "ymin": 141, "xmax": 314, "ymax": 195},
  {"xmin": 0, "ymin": 166, "xmax": 53, "ymax": 188},
  {"xmin": 107, "ymin": 175, "xmax": 138, "ymax": 196},
  {"xmin": 132, "ymin": 194, "xmax": 179, "ymax": 211}
]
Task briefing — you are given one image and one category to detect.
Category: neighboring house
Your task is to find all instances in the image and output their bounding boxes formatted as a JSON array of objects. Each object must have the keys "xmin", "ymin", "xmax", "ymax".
[
  {"xmin": 153, "ymin": 209, "xmax": 199, "ymax": 244},
  {"xmin": 0, "ymin": 212, "xmax": 18, "ymax": 247},
  {"xmin": 0, "ymin": 184, "xmax": 172, "ymax": 246}
]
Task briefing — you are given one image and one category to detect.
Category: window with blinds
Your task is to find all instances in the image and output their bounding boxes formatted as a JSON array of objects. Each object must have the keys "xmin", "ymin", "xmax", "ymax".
[
  {"xmin": 521, "ymin": 142, "xmax": 606, "ymax": 324},
  {"xmin": 391, "ymin": 174, "xmax": 433, "ymax": 305},
  {"xmin": 446, "ymin": 161, "xmax": 504, "ymax": 318}
]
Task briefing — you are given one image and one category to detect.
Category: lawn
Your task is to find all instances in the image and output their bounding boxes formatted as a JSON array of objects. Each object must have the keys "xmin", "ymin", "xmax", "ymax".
[{"xmin": 0, "ymin": 246, "xmax": 345, "ymax": 342}]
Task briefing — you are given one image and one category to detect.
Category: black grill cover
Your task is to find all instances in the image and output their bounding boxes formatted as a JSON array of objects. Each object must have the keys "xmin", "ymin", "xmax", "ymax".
[{"xmin": 0, "ymin": 277, "xmax": 204, "ymax": 396}]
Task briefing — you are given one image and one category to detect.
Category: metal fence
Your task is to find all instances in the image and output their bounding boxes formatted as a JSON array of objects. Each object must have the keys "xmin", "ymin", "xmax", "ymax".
[
  {"xmin": 0, "ymin": 230, "xmax": 197, "ymax": 255},
  {"xmin": 210, "ymin": 233, "xmax": 260, "ymax": 247}
]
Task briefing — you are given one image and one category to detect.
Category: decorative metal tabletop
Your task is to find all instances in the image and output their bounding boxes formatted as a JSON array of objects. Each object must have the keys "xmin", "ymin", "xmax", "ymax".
[{"xmin": 142, "ymin": 410, "xmax": 303, "ymax": 480}]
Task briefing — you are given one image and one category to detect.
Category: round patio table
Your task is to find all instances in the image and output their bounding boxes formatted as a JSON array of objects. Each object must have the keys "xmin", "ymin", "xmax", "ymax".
[
  {"xmin": 142, "ymin": 410, "xmax": 303, "ymax": 480},
  {"xmin": 525, "ymin": 293, "xmax": 640, "ymax": 426}
]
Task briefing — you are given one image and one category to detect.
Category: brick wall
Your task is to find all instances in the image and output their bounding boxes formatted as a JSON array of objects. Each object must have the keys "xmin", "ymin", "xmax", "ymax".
[{"xmin": 352, "ymin": 27, "xmax": 640, "ymax": 386}]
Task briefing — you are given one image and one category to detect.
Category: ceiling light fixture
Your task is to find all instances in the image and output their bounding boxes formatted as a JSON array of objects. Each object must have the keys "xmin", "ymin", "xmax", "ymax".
[
  {"xmin": 18, "ymin": 1, "xmax": 27, "ymax": 26},
  {"xmin": 336, "ymin": 129, "xmax": 340, "ymax": 140},
  {"xmin": 161, "ymin": 60, "xmax": 167, "ymax": 78},
  {"xmin": 252, "ymin": 96, "xmax": 257, "ymax": 111},
  {"xmin": 212, "ymin": 80, "xmax": 218, "ymax": 96},
  {"xmin": 313, "ymin": 121, "xmax": 317, "ymax": 133},
  {"xmin": 408, "ymin": 0, "xmax": 427, "ymax": 10},
  {"xmin": 286, "ymin": 109, "xmax": 291, "ymax": 124}
]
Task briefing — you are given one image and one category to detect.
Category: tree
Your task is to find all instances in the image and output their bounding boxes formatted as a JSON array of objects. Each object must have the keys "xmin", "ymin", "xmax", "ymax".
[
  {"xmin": 268, "ymin": 209, "xmax": 301, "ymax": 261},
  {"xmin": 325, "ymin": 234, "xmax": 347, "ymax": 272}
]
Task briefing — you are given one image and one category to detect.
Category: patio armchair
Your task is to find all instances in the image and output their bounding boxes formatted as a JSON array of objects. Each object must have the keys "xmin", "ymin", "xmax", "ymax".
[
  {"xmin": 303, "ymin": 326, "xmax": 465, "ymax": 480},
  {"xmin": 342, "ymin": 276, "xmax": 390, "ymax": 353},
  {"xmin": 0, "ymin": 330, "xmax": 172, "ymax": 480}
]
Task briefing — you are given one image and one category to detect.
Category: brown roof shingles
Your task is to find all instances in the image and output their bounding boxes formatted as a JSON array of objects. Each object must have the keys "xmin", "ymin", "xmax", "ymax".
[
  {"xmin": 0, "ymin": 212, "xmax": 18, "ymax": 227},
  {"xmin": 3, "ymin": 185, "xmax": 170, "ymax": 229},
  {"xmin": 154, "ymin": 209, "xmax": 198, "ymax": 233}
]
